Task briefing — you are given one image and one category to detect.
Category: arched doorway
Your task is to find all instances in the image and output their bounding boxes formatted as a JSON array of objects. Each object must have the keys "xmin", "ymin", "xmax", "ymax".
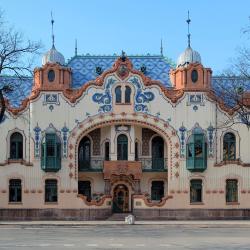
[
  {"xmin": 117, "ymin": 134, "xmax": 128, "ymax": 160},
  {"xmin": 113, "ymin": 184, "xmax": 129, "ymax": 213},
  {"xmin": 152, "ymin": 136, "xmax": 164, "ymax": 170},
  {"xmin": 78, "ymin": 136, "xmax": 91, "ymax": 170}
]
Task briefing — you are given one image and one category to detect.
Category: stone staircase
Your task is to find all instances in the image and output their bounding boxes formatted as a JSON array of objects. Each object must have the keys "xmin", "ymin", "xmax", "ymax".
[{"xmin": 106, "ymin": 213, "xmax": 132, "ymax": 221}]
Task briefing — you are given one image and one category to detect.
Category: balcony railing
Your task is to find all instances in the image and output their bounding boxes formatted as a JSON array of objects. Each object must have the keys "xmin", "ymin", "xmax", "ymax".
[
  {"xmin": 140, "ymin": 158, "xmax": 168, "ymax": 171},
  {"xmin": 78, "ymin": 157, "xmax": 104, "ymax": 172},
  {"xmin": 78, "ymin": 157, "xmax": 168, "ymax": 172}
]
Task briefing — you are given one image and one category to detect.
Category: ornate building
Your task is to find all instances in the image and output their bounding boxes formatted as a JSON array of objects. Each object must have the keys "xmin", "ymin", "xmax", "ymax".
[{"xmin": 0, "ymin": 19, "xmax": 250, "ymax": 220}]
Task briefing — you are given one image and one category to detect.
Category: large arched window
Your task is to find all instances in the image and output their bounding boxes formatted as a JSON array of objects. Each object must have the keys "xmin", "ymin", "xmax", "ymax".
[
  {"xmin": 115, "ymin": 86, "xmax": 122, "ymax": 104},
  {"xmin": 152, "ymin": 136, "xmax": 164, "ymax": 170},
  {"xmin": 223, "ymin": 132, "xmax": 236, "ymax": 160},
  {"xmin": 10, "ymin": 132, "xmax": 23, "ymax": 159},
  {"xmin": 125, "ymin": 86, "xmax": 131, "ymax": 104},
  {"xmin": 117, "ymin": 134, "xmax": 128, "ymax": 160},
  {"xmin": 186, "ymin": 129, "xmax": 207, "ymax": 172},
  {"xmin": 78, "ymin": 136, "xmax": 91, "ymax": 170},
  {"xmin": 41, "ymin": 133, "xmax": 61, "ymax": 172}
]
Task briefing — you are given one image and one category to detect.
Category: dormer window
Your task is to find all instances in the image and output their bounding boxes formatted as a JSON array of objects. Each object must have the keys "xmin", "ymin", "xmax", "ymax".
[
  {"xmin": 48, "ymin": 70, "xmax": 55, "ymax": 82},
  {"xmin": 114, "ymin": 85, "xmax": 132, "ymax": 104}
]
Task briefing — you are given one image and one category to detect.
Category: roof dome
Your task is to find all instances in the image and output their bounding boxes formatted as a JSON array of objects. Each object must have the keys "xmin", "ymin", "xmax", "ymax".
[
  {"xmin": 42, "ymin": 45, "xmax": 65, "ymax": 65},
  {"xmin": 177, "ymin": 46, "xmax": 201, "ymax": 68}
]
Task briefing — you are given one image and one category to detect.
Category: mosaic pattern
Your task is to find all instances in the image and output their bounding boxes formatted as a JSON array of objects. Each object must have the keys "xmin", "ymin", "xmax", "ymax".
[{"xmin": 68, "ymin": 55, "xmax": 172, "ymax": 88}]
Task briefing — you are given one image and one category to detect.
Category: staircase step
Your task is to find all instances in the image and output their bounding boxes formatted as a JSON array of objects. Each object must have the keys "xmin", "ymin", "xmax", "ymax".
[{"xmin": 107, "ymin": 213, "xmax": 132, "ymax": 221}]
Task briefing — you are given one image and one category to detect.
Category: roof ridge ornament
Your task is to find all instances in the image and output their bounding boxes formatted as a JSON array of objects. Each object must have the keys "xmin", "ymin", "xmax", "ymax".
[
  {"xmin": 51, "ymin": 11, "xmax": 55, "ymax": 48},
  {"xmin": 186, "ymin": 10, "xmax": 191, "ymax": 48},
  {"xmin": 160, "ymin": 39, "xmax": 163, "ymax": 56},
  {"xmin": 75, "ymin": 39, "xmax": 78, "ymax": 56}
]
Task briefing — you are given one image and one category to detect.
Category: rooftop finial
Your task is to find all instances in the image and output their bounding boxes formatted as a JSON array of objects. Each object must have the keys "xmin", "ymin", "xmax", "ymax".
[
  {"xmin": 75, "ymin": 39, "xmax": 78, "ymax": 56},
  {"xmin": 186, "ymin": 10, "xmax": 191, "ymax": 48},
  {"xmin": 51, "ymin": 11, "xmax": 55, "ymax": 48},
  {"xmin": 160, "ymin": 39, "xmax": 163, "ymax": 56}
]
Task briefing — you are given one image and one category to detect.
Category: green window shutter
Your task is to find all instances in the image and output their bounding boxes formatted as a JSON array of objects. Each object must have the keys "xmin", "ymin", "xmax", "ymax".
[
  {"xmin": 42, "ymin": 133, "xmax": 61, "ymax": 172},
  {"xmin": 187, "ymin": 142, "xmax": 195, "ymax": 170}
]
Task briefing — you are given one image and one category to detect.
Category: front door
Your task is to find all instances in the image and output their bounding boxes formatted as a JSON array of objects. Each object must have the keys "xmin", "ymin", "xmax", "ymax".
[
  {"xmin": 113, "ymin": 184, "xmax": 129, "ymax": 213},
  {"xmin": 117, "ymin": 134, "xmax": 128, "ymax": 160}
]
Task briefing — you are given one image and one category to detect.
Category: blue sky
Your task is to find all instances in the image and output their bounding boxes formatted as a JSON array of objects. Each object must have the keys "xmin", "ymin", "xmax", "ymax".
[{"xmin": 1, "ymin": 0, "xmax": 249, "ymax": 74}]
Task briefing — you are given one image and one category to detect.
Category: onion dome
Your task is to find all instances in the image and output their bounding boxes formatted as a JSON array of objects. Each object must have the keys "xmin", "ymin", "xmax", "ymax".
[
  {"xmin": 177, "ymin": 46, "xmax": 201, "ymax": 68},
  {"xmin": 42, "ymin": 45, "xmax": 65, "ymax": 65}
]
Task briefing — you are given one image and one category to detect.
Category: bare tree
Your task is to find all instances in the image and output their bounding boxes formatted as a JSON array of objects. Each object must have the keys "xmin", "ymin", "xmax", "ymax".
[
  {"xmin": 0, "ymin": 9, "xmax": 42, "ymax": 122},
  {"xmin": 213, "ymin": 17, "xmax": 250, "ymax": 129}
]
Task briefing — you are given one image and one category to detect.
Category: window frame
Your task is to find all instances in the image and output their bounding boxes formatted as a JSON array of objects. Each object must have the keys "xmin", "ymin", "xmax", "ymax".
[
  {"xmin": 9, "ymin": 179, "xmax": 22, "ymax": 203},
  {"xmin": 151, "ymin": 181, "xmax": 164, "ymax": 201},
  {"xmin": 190, "ymin": 179, "xmax": 203, "ymax": 204},
  {"xmin": 45, "ymin": 179, "xmax": 58, "ymax": 203},
  {"xmin": 9, "ymin": 132, "xmax": 23, "ymax": 160},
  {"xmin": 223, "ymin": 132, "xmax": 236, "ymax": 161},
  {"xmin": 226, "ymin": 179, "xmax": 238, "ymax": 203}
]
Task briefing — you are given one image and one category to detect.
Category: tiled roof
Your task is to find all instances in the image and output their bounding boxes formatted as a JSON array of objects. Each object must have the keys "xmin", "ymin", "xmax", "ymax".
[
  {"xmin": 0, "ymin": 54, "xmax": 249, "ymax": 109},
  {"xmin": 68, "ymin": 55, "xmax": 173, "ymax": 88}
]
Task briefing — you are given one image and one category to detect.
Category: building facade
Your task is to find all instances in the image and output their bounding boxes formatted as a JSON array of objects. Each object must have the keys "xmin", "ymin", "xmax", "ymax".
[{"xmin": 0, "ymin": 41, "xmax": 250, "ymax": 220}]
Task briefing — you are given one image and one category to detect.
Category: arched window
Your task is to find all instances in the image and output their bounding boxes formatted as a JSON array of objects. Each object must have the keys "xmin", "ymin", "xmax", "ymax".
[
  {"xmin": 78, "ymin": 137, "xmax": 91, "ymax": 170},
  {"xmin": 186, "ymin": 130, "xmax": 207, "ymax": 172},
  {"xmin": 41, "ymin": 133, "xmax": 61, "ymax": 172},
  {"xmin": 105, "ymin": 141, "xmax": 110, "ymax": 161},
  {"xmin": 9, "ymin": 179, "xmax": 22, "ymax": 202},
  {"xmin": 117, "ymin": 134, "xmax": 128, "ymax": 160},
  {"xmin": 125, "ymin": 86, "xmax": 131, "ymax": 104},
  {"xmin": 115, "ymin": 86, "xmax": 122, "ymax": 103},
  {"xmin": 10, "ymin": 132, "xmax": 23, "ymax": 159},
  {"xmin": 223, "ymin": 132, "xmax": 236, "ymax": 160},
  {"xmin": 152, "ymin": 136, "xmax": 164, "ymax": 170},
  {"xmin": 45, "ymin": 179, "xmax": 58, "ymax": 202}
]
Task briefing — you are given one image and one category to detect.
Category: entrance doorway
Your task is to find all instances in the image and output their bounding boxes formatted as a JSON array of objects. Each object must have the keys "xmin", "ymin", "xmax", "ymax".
[{"xmin": 113, "ymin": 184, "xmax": 129, "ymax": 213}]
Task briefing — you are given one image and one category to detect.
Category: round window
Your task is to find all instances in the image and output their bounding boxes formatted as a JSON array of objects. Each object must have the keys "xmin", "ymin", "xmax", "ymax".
[
  {"xmin": 48, "ymin": 70, "xmax": 55, "ymax": 82},
  {"xmin": 191, "ymin": 70, "xmax": 198, "ymax": 83}
]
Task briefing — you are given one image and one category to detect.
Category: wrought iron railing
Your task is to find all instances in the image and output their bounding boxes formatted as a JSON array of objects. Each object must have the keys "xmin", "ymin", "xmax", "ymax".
[
  {"xmin": 139, "ymin": 157, "xmax": 168, "ymax": 171},
  {"xmin": 78, "ymin": 157, "xmax": 104, "ymax": 172}
]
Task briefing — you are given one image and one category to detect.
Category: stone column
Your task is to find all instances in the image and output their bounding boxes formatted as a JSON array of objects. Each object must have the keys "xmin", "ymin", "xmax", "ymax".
[{"xmin": 104, "ymin": 179, "xmax": 111, "ymax": 195}]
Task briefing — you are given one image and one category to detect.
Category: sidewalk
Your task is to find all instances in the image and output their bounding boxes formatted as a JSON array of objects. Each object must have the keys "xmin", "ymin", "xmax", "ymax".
[{"xmin": 1, "ymin": 220, "xmax": 250, "ymax": 227}]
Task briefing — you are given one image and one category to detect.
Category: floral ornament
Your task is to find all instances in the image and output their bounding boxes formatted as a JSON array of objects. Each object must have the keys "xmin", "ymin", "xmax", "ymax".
[
  {"xmin": 207, "ymin": 124, "xmax": 214, "ymax": 156},
  {"xmin": 61, "ymin": 125, "xmax": 69, "ymax": 158},
  {"xmin": 34, "ymin": 124, "xmax": 41, "ymax": 158},
  {"xmin": 179, "ymin": 125, "xmax": 187, "ymax": 158}
]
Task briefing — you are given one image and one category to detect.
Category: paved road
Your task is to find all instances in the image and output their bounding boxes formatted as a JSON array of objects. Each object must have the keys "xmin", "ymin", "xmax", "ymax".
[{"xmin": 0, "ymin": 225, "xmax": 250, "ymax": 249}]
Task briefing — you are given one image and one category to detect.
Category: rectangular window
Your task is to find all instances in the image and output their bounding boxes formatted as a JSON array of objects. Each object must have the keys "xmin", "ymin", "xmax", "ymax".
[
  {"xmin": 45, "ymin": 179, "xmax": 58, "ymax": 202},
  {"xmin": 190, "ymin": 179, "xmax": 202, "ymax": 203},
  {"xmin": 9, "ymin": 179, "xmax": 22, "ymax": 202},
  {"xmin": 151, "ymin": 181, "xmax": 164, "ymax": 201},
  {"xmin": 78, "ymin": 181, "xmax": 91, "ymax": 201},
  {"xmin": 226, "ymin": 179, "xmax": 238, "ymax": 203}
]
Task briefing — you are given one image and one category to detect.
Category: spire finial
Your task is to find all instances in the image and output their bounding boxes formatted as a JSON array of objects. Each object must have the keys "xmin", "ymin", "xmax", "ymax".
[
  {"xmin": 186, "ymin": 10, "xmax": 191, "ymax": 48},
  {"xmin": 51, "ymin": 11, "xmax": 55, "ymax": 48},
  {"xmin": 75, "ymin": 39, "xmax": 78, "ymax": 56},
  {"xmin": 160, "ymin": 39, "xmax": 163, "ymax": 56}
]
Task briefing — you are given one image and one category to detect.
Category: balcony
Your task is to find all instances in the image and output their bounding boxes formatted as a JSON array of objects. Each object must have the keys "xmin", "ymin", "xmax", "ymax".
[
  {"xmin": 103, "ymin": 161, "xmax": 142, "ymax": 180},
  {"xmin": 41, "ymin": 156, "xmax": 61, "ymax": 172},
  {"xmin": 140, "ymin": 158, "xmax": 168, "ymax": 172},
  {"xmin": 78, "ymin": 157, "xmax": 168, "ymax": 172},
  {"xmin": 78, "ymin": 157, "xmax": 104, "ymax": 172}
]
